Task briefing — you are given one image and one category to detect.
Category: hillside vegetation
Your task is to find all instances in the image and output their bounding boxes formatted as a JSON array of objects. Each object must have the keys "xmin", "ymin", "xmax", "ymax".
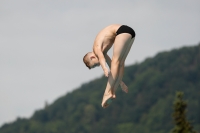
[{"xmin": 1, "ymin": 44, "xmax": 200, "ymax": 133}]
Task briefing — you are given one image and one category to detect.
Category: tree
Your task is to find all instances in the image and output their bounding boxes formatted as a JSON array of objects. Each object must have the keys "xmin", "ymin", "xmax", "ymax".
[{"xmin": 171, "ymin": 92, "xmax": 196, "ymax": 133}]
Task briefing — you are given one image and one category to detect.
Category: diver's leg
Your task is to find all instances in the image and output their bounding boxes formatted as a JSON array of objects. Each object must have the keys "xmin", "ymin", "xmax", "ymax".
[
  {"xmin": 114, "ymin": 38, "xmax": 134, "ymax": 93},
  {"xmin": 101, "ymin": 33, "xmax": 133, "ymax": 108}
]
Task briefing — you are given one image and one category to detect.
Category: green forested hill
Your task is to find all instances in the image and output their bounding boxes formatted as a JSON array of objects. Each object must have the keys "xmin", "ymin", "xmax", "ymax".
[{"xmin": 1, "ymin": 44, "xmax": 200, "ymax": 133}]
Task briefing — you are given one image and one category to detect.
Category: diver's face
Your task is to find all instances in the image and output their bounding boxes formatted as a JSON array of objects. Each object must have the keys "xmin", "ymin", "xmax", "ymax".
[
  {"xmin": 90, "ymin": 61, "xmax": 100, "ymax": 69},
  {"xmin": 88, "ymin": 52, "xmax": 100, "ymax": 69}
]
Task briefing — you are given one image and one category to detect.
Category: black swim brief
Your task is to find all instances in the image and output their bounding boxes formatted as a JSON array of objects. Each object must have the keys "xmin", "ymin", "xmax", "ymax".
[{"xmin": 116, "ymin": 25, "xmax": 136, "ymax": 38}]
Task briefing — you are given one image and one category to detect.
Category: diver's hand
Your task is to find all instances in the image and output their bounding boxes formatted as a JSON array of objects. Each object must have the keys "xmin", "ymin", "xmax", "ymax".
[
  {"xmin": 120, "ymin": 81, "xmax": 128, "ymax": 93},
  {"xmin": 103, "ymin": 67, "xmax": 109, "ymax": 77}
]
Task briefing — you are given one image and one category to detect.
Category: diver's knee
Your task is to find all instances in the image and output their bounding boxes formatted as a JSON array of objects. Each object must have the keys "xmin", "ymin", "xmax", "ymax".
[{"xmin": 112, "ymin": 59, "xmax": 124, "ymax": 67}]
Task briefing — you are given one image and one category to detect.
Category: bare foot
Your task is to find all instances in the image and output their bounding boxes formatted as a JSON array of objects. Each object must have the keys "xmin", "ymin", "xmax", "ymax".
[
  {"xmin": 120, "ymin": 82, "xmax": 128, "ymax": 93},
  {"xmin": 102, "ymin": 98, "xmax": 113, "ymax": 108},
  {"xmin": 101, "ymin": 93, "xmax": 116, "ymax": 108}
]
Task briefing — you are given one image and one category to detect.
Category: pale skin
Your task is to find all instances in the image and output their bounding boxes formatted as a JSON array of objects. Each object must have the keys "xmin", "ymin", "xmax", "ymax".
[{"xmin": 85, "ymin": 24, "xmax": 134, "ymax": 108}]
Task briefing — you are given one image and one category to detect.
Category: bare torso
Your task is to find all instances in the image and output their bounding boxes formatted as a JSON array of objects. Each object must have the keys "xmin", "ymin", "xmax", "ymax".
[{"xmin": 93, "ymin": 24, "xmax": 121, "ymax": 55}]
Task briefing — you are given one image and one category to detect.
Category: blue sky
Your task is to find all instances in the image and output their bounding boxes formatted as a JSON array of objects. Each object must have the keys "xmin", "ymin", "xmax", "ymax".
[{"xmin": 0, "ymin": 0, "xmax": 200, "ymax": 127}]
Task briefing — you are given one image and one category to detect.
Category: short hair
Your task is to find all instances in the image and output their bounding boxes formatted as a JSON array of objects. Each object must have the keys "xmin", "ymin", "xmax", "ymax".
[{"xmin": 83, "ymin": 52, "xmax": 91, "ymax": 69}]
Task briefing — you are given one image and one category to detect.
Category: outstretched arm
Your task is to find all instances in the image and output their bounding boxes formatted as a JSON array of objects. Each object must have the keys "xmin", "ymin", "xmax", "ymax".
[{"xmin": 96, "ymin": 51, "xmax": 109, "ymax": 77}]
